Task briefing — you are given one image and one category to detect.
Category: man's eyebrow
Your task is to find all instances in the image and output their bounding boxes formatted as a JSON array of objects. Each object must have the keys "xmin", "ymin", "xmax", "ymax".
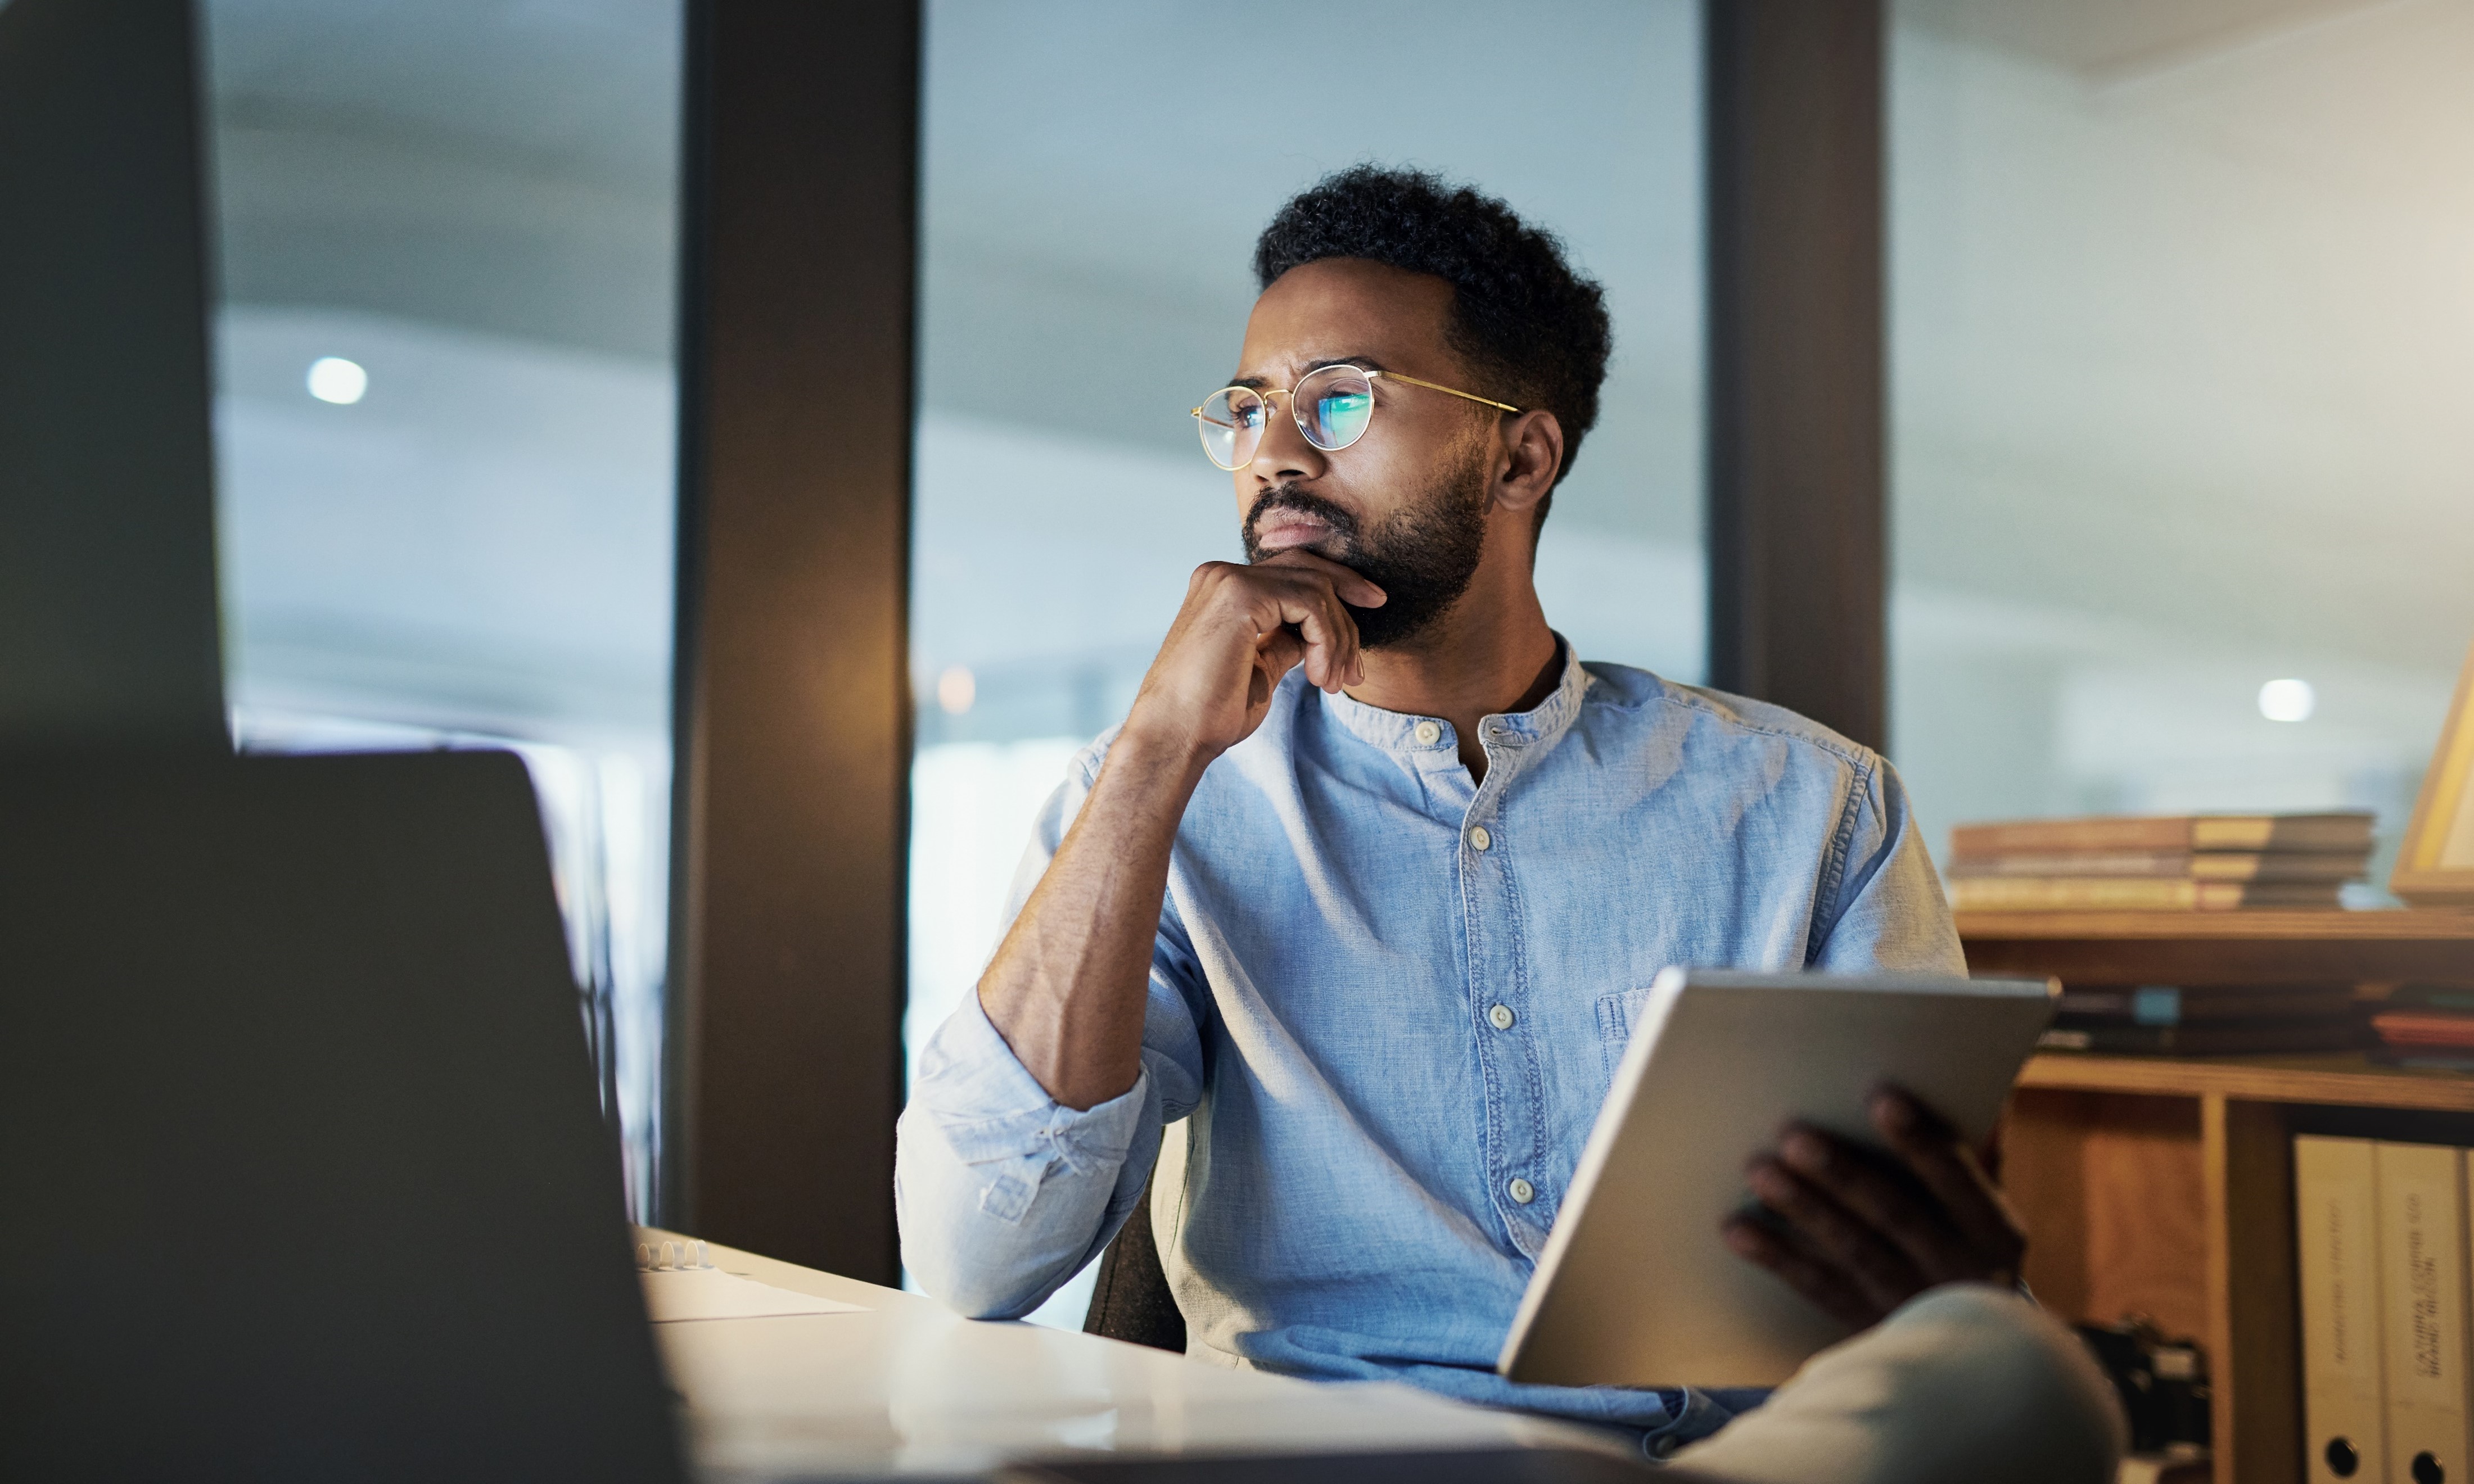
[{"xmin": 1226, "ymin": 355, "xmax": 1390, "ymax": 391}]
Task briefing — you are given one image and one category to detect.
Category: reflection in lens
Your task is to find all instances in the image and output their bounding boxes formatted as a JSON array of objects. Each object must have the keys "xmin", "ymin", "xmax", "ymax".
[
  {"xmin": 1297, "ymin": 367, "xmax": 1373, "ymax": 450},
  {"xmin": 1197, "ymin": 387, "xmax": 1265, "ymax": 470}
]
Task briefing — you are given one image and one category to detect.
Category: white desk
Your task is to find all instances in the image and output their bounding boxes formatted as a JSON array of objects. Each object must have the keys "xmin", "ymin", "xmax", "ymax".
[{"xmin": 640, "ymin": 1229, "xmax": 1627, "ymax": 1480}]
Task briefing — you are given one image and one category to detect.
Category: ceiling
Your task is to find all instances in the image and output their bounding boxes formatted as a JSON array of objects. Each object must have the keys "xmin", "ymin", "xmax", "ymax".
[
  {"xmin": 204, "ymin": 0, "xmax": 680, "ymax": 358},
  {"xmin": 1897, "ymin": 0, "xmax": 2394, "ymax": 75}
]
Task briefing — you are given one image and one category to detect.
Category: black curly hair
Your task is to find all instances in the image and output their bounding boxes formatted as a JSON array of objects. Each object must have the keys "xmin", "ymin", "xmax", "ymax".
[{"xmin": 1252, "ymin": 165, "xmax": 1613, "ymax": 519}]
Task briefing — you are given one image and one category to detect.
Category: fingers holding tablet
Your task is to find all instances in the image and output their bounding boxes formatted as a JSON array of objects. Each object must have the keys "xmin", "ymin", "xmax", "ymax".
[
  {"xmin": 1726, "ymin": 1086, "xmax": 2029, "ymax": 1329},
  {"xmin": 1869, "ymin": 1087, "xmax": 2029, "ymax": 1279},
  {"xmin": 1726, "ymin": 1159, "xmax": 1925, "ymax": 1329},
  {"xmin": 1721, "ymin": 1209, "xmax": 1889, "ymax": 1332}
]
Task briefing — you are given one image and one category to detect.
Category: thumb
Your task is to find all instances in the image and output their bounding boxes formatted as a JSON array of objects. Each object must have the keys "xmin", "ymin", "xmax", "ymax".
[{"xmin": 1336, "ymin": 572, "xmax": 1387, "ymax": 608}]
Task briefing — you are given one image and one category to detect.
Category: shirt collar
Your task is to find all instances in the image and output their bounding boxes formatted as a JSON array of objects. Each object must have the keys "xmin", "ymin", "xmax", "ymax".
[{"xmin": 1318, "ymin": 634, "xmax": 1590, "ymax": 757}]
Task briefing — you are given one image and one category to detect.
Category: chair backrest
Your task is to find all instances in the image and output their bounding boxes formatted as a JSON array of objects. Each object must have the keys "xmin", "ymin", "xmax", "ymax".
[{"xmin": 1083, "ymin": 1160, "xmax": 1188, "ymax": 1353}]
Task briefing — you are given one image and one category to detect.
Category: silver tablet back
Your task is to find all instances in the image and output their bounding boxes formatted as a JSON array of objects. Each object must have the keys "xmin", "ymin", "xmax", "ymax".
[{"xmin": 1498, "ymin": 969, "xmax": 2055, "ymax": 1388}]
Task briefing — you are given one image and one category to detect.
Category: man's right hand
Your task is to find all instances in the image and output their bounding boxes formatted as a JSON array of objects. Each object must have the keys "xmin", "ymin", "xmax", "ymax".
[
  {"xmin": 976, "ymin": 550, "xmax": 1383, "ymax": 1110},
  {"xmin": 1121, "ymin": 551, "xmax": 1386, "ymax": 764}
]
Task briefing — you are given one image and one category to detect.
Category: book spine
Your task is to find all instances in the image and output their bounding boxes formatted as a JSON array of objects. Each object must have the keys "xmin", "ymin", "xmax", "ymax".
[
  {"xmin": 2187, "ymin": 852, "xmax": 2372, "ymax": 883},
  {"xmin": 2192, "ymin": 816, "xmax": 2374, "ymax": 853},
  {"xmin": 1948, "ymin": 876, "xmax": 2343, "ymax": 912},
  {"xmin": 2189, "ymin": 818, "xmax": 2278, "ymax": 850},
  {"xmin": 1949, "ymin": 878, "xmax": 2204, "ymax": 911},
  {"xmin": 1948, "ymin": 851, "xmax": 2189, "ymax": 879},
  {"xmin": 2298, "ymin": 1136, "xmax": 2387, "ymax": 1484},
  {"xmin": 1951, "ymin": 819, "xmax": 2192, "ymax": 856},
  {"xmin": 2376, "ymin": 1142, "xmax": 2474, "ymax": 1484}
]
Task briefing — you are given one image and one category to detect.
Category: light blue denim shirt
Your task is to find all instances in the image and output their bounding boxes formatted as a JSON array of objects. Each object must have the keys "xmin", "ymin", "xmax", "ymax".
[{"xmin": 896, "ymin": 645, "xmax": 1963, "ymax": 1444}]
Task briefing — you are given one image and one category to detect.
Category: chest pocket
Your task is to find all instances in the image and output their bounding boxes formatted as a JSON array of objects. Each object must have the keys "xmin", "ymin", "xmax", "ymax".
[{"xmin": 1596, "ymin": 985, "xmax": 1662, "ymax": 1082}]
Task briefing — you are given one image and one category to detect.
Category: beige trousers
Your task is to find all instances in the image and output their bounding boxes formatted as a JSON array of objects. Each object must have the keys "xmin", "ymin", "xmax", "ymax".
[{"xmin": 1670, "ymin": 1283, "xmax": 2128, "ymax": 1484}]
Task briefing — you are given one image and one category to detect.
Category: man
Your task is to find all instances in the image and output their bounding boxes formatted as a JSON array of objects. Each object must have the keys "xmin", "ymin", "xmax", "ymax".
[{"xmin": 898, "ymin": 167, "xmax": 2117, "ymax": 1476}]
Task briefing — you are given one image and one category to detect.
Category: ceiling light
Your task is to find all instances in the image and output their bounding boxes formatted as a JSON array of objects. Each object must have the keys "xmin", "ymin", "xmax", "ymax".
[
  {"xmin": 306, "ymin": 356, "xmax": 367, "ymax": 405},
  {"xmin": 936, "ymin": 666, "xmax": 976, "ymax": 716},
  {"xmin": 2258, "ymin": 678, "xmax": 2314, "ymax": 723}
]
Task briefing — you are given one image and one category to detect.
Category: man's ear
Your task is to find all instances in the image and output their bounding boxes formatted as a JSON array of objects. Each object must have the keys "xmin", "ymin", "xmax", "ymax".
[{"xmin": 1489, "ymin": 409, "xmax": 1564, "ymax": 517}]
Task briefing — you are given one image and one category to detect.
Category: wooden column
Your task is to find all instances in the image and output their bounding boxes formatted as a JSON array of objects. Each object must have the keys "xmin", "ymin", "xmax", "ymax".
[
  {"xmin": 665, "ymin": 0, "xmax": 919, "ymax": 1283},
  {"xmin": 2204, "ymin": 1096, "xmax": 2301, "ymax": 1484},
  {"xmin": 1703, "ymin": 0, "xmax": 1886, "ymax": 752}
]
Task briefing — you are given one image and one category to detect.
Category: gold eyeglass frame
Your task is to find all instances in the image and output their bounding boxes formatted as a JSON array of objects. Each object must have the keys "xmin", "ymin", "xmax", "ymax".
[{"xmin": 1189, "ymin": 365, "xmax": 1522, "ymax": 472}]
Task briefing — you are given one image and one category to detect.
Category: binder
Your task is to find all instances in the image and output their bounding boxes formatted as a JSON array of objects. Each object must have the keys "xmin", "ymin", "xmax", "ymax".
[
  {"xmin": 2376, "ymin": 1142, "xmax": 2474, "ymax": 1484},
  {"xmin": 2297, "ymin": 1136, "xmax": 2387, "ymax": 1482}
]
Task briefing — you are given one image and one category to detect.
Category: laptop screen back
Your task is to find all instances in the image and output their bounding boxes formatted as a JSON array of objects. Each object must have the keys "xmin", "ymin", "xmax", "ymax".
[{"xmin": 0, "ymin": 752, "xmax": 683, "ymax": 1482}]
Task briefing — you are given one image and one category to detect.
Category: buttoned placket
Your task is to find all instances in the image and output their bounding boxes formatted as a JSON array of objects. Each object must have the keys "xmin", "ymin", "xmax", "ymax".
[
  {"xmin": 1457, "ymin": 704, "xmax": 1560, "ymax": 1257},
  {"xmin": 1322, "ymin": 651, "xmax": 1589, "ymax": 1262}
]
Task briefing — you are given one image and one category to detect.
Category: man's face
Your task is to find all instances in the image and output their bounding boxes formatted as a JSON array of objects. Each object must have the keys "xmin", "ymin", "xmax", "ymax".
[{"xmin": 1227, "ymin": 258, "xmax": 1501, "ymax": 649}]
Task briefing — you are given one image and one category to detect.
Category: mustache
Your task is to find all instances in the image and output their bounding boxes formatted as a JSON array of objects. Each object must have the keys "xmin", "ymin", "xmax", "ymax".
[{"xmin": 1243, "ymin": 486, "xmax": 1360, "ymax": 549}]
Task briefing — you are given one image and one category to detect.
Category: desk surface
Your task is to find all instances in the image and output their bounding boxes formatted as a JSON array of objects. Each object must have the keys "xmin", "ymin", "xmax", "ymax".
[{"xmin": 639, "ymin": 1229, "xmax": 1618, "ymax": 1480}]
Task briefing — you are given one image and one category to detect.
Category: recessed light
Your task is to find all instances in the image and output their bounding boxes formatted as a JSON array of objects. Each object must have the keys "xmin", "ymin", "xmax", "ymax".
[
  {"xmin": 936, "ymin": 666, "xmax": 976, "ymax": 716},
  {"xmin": 2259, "ymin": 678, "xmax": 2315, "ymax": 723},
  {"xmin": 306, "ymin": 356, "xmax": 367, "ymax": 405}
]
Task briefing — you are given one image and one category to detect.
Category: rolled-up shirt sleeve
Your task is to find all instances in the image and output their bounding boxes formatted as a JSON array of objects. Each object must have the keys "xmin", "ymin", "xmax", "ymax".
[{"xmin": 895, "ymin": 743, "xmax": 1209, "ymax": 1320}]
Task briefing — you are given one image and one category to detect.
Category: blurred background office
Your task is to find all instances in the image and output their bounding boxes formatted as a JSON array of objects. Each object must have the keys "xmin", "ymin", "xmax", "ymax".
[
  {"xmin": 202, "ymin": 0, "xmax": 683, "ymax": 1210},
  {"xmin": 193, "ymin": 0, "xmax": 2474, "ymax": 1306}
]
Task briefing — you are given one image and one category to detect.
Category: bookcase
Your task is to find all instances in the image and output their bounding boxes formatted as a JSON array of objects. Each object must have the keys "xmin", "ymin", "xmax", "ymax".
[{"xmin": 1963, "ymin": 910, "xmax": 2474, "ymax": 1484}]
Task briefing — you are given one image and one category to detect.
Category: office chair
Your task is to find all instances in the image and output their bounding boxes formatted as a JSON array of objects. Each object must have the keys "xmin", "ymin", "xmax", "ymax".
[{"xmin": 1083, "ymin": 1161, "xmax": 1186, "ymax": 1353}]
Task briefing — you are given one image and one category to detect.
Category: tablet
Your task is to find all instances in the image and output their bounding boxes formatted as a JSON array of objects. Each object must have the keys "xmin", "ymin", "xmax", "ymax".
[{"xmin": 1496, "ymin": 968, "xmax": 2056, "ymax": 1388}]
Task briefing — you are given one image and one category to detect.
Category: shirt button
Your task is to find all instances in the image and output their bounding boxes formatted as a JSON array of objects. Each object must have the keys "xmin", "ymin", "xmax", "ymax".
[
  {"xmin": 1413, "ymin": 720, "xmax": 1442, "ymax": 746},
  {"xmin": 1487, "ymin": 1003, "xmax": 1515, "ymax": 1030},
  {"xmin": 1508, "ymin": 1178, "xmax": 1536, "ymax": 1205},
  {"xmin": 1468, "ymin": 826, "xmax": 1492, "ymax": 852}
]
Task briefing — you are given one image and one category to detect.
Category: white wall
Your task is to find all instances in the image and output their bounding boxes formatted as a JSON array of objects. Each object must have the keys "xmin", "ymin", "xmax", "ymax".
[{"xmin": 1888, "ymin": 0, "xmax": 2474, "ymax": 880}]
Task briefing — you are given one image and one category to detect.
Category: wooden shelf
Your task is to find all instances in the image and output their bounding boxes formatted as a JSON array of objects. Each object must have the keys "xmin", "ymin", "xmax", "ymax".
[
  {"xmin": 1961, "ymin": 909, "xmax": 2474, "ymax": 941},
  {"xmin": 1958, "ymin": 908, "xmax": 2474, "ymax": 984},
  {"xmin": 1975, "ymin": 916, "xmax": 2474, "ymax": 1484},
  {"xmin": 2020, "ymin": 1051, "xmax": 2474, "ymax": 1112}
]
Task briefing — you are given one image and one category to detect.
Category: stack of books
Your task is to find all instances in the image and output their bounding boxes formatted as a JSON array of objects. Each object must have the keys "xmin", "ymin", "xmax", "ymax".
[
  {"xmin": 2296, "ymin": 1137, "xmax": 2474, "ymax": 1484},
  {"xmin": 1945, "ymin": 811, "xmax": 2376, "ymax": 912},
  {"xmin": 2040, "ymin": 983, "xmax": 2367, "ymax": 1056},
  {"xmin": 2369, "ymin": 986, "xmax": 2474, "ymax": 1069}
]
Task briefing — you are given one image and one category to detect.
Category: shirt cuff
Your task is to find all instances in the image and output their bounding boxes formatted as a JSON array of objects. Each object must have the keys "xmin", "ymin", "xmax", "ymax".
[{"xmin": 914, "ymin": 992, "xmax": 1149, "ymax": 1185}]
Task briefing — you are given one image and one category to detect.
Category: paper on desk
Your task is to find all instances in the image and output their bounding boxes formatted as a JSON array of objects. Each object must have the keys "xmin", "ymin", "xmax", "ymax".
[{"xmin": 640, "ymin": 1266, "xmax": 865, "ymax": 1323}]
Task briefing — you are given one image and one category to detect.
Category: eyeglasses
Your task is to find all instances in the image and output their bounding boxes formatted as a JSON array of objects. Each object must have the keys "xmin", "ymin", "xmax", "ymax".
[{"xmin": 1190, "ymin": 364, "xmax": 1520, "ymax": 472}]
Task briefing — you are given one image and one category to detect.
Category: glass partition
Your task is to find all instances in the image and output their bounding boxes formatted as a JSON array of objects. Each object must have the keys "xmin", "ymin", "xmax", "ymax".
[
  {"xmin": 204, "ymin": 0, "xmax": 683, "ymax": 1212},
  {"xmin": 911, "ymin": 0, "xmax": 1705, "ymax": 1322},
  {"xmin": 1887, "ymin": 1, "xmax": 2474, "ymax": 897}
]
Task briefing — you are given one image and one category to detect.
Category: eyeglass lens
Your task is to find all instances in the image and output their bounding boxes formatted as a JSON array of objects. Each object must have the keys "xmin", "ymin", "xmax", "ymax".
[{"xmin": 1196, "ymin": 365, "xmax": 1376, "ymax": 470}]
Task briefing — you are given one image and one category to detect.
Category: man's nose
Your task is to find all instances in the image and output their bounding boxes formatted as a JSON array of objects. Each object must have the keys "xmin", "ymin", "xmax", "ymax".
[{"xmin": 1248, "ymin": 392, "xmax": 1327, "ymax": 483}]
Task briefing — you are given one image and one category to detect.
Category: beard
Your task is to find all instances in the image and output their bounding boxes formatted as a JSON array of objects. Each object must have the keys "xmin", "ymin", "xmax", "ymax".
[{"xmin": 1240, "ymin": 452, "xmax": 1491, "ymax": 651}]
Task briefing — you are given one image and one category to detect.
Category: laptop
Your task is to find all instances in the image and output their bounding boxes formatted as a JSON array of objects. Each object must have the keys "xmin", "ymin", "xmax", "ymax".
[{"xmin": 0, "ymin": 750, "xmax": 684, "ymax": 1482}]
